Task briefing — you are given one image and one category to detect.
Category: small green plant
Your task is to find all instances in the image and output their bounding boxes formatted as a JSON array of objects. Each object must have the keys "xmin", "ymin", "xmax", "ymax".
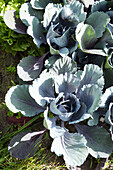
[
  {"xmin": 6, "ymin": 65, "xmax": 16, "ymax": 73},
  {"xmin": 0, "ymin": 0, "xmax": 45, "ymax": 56},
  {"xmin": 7, "ymin": 110, "xmax": 15, "ymax": 117}
]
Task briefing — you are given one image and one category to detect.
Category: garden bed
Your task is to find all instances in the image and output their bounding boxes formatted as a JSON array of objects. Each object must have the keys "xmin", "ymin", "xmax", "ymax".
[{"xmin": 1, "ymin": 0, "xmax": 113, "ymax": 169}]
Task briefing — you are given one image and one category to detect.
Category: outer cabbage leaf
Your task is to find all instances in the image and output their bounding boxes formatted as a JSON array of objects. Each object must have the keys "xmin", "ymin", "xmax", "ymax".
[
  {"xmin": 100, "ymin": 86, "xmax": 113, "ymax": 108},
  {"xmin": 17, "ymin": 53, "xmax": 47, "ymax": 81},
  {"xmin": 43, "ymin": 108, "xmax": 65, "ymax": 138},
  {"xmin": 43, "ymin": 3, "xmax": 62, "ymax": 29},
  {"xmin": 3, "ymin": 10, "xmax": 27, "ymax": 34},
  {"xmin": 63, "ymin": 0, "xmax": 67, "ymax": 4},
  {"xmin": 107, "ymin": 24, "xmax": 113, "ymax": 43},
  {"xmin": 5, "ymin": 85, "xmax": 45, "ymax": 117},
  {"xmin": 76, "ymin": 23, "xmax": 97, "ymax": 49},
  {"xmin": 79, "ymin": 84, "xmax": 102, "ymax": 113},
  {"xmin": 104, "ymin": 69, "xmax": 113, "ymax": 89},
  {"xmin": 44, "ymin": 55, "xmax": 60, "ymax": 68},
  {"xmin": 27, "ymin": 17, "xmax": 46, "ymax": 48},
  {"xmin": 8, "ymin": 130, "xmax": 45, "ymax": 159},
  {"xmin": 78, "ymin": 64, "xmax": 104, "ymax": 92},
  {"xmin": 20, "ymin": 3, "xmax": 43, "ymax": 26},
  {"xmin": 49, "ymin": 55, "xmax": 77, "ymax": 75},
  {"xmin": 105, "ymin": 103, "xmax": 113, "ymax": 140},
  {"xmin": 60, "ymin": 0, "xmax": 86, "ymax": 28},
  {"xmin": 91, "ymin": 0, "xmax": 107, "ymax": 13},
  {"xmin": 69, "ymin": 102, "xmax": 91, "ymax": 124},
  {"xmin": 76, "ymin": 23, "xmax": 107, "ymax": 56},
  {"xmin": 76, "ymin": 124, "xmax": 113, "ymax": 158},
  {"xmin": 99, "ymin": 28, "xmax": 113, "ymax": 47},
  {"xmin": 75, "ymin": 49, "xmax": 106, "ymax": 68},
  {"xmin": 86, "ymin": 11, "xmax": 110, "ymax": 38},
  {"xmin": 81, "ymin": 0, "xmax": 94, "ymax": 8},
  {"xmin": 43, "ymin": 108, "xmax": 57, "ymax": 129},
  {"xmin": 51, "ymin": 129, "xmax": 88, "ymax": 167},
  {"xmin": 29, "ymin": 73, "xmax": 55, "ymax": 106},
  {"xmin": 91, "ymin": 1, "xmax": 113, "ymax": 47},
  {"xmin": 51, "ymin": 29, "xmax": 70, "ymax": 48},
  {"xmin": 31, "ymin": 0, "xmax": 60, "ymax": 10},
  {"xmin": 107, "ymin": 11, "xmax": 113, "ymax": 25},
  {"xmin": 88, "ymin": 108, "xmax": 106, "ymax": 126},
  {"xmin": 69, "ymin": 85, "xmax": 102, "ymax": 124},
  {"xmin": 54, "ymin": 73, "xmax": 80, "ymax": 94},
  {"xmin": 50, "ymin": 46, "xmax": 69, "ymax": 57}
]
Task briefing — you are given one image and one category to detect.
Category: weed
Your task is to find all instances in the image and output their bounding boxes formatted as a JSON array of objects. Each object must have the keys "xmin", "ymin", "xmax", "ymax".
[{"xmin": 6, "ymin": 65, "xmax": 16, "ymax": 73}]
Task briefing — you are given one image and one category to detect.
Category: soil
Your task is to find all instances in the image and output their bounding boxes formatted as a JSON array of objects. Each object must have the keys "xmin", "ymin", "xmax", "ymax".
[{"xmin": 0, "ymin": 47, "xmax": 21, "ymax": 133}]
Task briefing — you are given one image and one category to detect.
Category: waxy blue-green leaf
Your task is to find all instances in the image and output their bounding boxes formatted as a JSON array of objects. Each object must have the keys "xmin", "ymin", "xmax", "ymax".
[
  {"xmin": 51, "ymin": 129, "xmax": 88, "ymax": 167},
  {"xmin": 43, "ymin": 108, "xmax": 65, "ymax": 138},
  {"xmin": 88, "ymin": 108, "xmax": 106, "ymax": 126},
  {"xmin": 44, "ymin": 55, "xmax": 60, "ymax": 68},
  {"xmin": 91, "ymin": 0, "xmax": 107, "ymax": 13},
  {"xmin": 105, "ymin": 103, "xmax": 113, "ymax": 140},
  {"xmin": 69, "ymin": 102, "xmax": 91, "ymax": 124},
  {"xmin": 50, "ymin": 55, "xmax": 77, "ymax": 75},
  {"xmin": 5, "ymin": 85, "xmax": 45, "ymax": 117},
  {"xmin": 29, "ymin": 73, "xmax": 55, "ymax": 106},
  {"xmin": 46, "ymin": 24, "xmax": 59, "ymax": 44},
  {"xmin": 51, "ymin": 29, "xmax": 70, "ymax": 47},
  {"xmin": 104, "ymin": 69, "xmax": 113, "ymax": 89},
  {"xmin": 107, "ymin": 23, "xmax": 113, "ymax": 37},
  {"xmin": 78, "ymin": 64, "xmax": 104, "ymax": 92},
  {"xmin": 70, "ymin": 85, "xmax": 102, "ymax": 124},
  {"xmin": 63, "ymin": 0, "xmax": 67, "ymax": 4},
  {"xmin": 50, "ymin": 93, "xmax": 80, "ymax": 121},
  {"xmin": 74, "ymin": 49, "xmax": 105, "ymax": 68},
  {"xmin": 27, "ymin": 17, "xmax": 46, "ymax": 48},
  {"xmin": 99, "ymin": 28, "xmax": 113, "ymax": 47},
  {"xmin": 100, "ymin": 86, "xmax": 113, "ymax": 108},
  {"xmin": 43, "ymin": 108, "xmax": 58, "ymax": 129},
  {"xmin": 31, "ymin": 0, "xmax": 60, "ymax": 10},
  {"xmin": 86, "ymin": 11, "xmax": 110, "ymax": 38},
  {"xmin": 20, "ymin": 3, "xmax": 43, "ymax": 26},
  {"xmin": 81, "ymin": 0, "xmax": 94, "ymax": 8},
  {"xmin": 50, "ymin": 43, "xmax": 69, "ymax": 57},
  {"xmin": 3, "ymin": 10, "xmax": 27, "ymax": 34},
  {"xmin": 105, "ymin": 103, "xmax": 113, "ymax": 124},
  {"xmin": 80, "ymin": 84, "xmax": 102, "ymax": 113},
  {"xmin": 106, "ymin": 11, "xmax": 113, "ymax": 24},
  {"xmin": 76, "ymin": 23, "xmax": 97, "ymax": 50},
  {"xmin": 60, "ymin": 0, "xmax": 86, "ymax": 27},
  {"xmin": 46, "ymin": 24, "xmax": 69, "ymax": 57},
  {"xmin": 8, "ymin": 130, "xmax": 45, "ymax": 159},
  {"xmin": 76, "ymin": 124, "xmax": 113, "ymax": 158},
  {"xmin": 43, "ymin": 3, "xmax": 62, "ymax": 29},
  {"xmin": 54, "ymin": 73, "xmax": 80, "ymax": 94},
  {"xmin": 17, "ymin": 53, "xmax": 48, "ymax": 81},
  {"xmin": 76, "ymin": 23, "xmax": 107, "ymax": 56}
]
